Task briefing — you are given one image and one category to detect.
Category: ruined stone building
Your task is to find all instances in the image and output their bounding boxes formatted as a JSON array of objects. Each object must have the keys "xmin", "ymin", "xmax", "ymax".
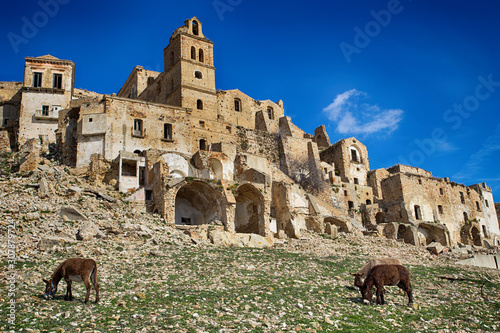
[{"xmin": 1, "ymin": 17, "xmax": 499, "ymax": 248}]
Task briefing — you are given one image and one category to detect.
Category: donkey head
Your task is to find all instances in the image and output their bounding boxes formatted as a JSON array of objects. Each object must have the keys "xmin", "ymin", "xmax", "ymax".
[
  {"xmin": 42, "ymin": 279, "xmax": 57, "ymax": 300},
  {"xmin": 360, "ymin": 284, "xmax": 372, "ymax": 302},
  {"xmin": 350, "ymin": 272, "xmax": 364, "ymax": 288}
]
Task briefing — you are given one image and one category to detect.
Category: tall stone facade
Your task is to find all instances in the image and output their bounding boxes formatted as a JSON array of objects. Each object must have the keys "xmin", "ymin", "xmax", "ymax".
[{"xmin": 2, "ymin": 17, "xmax": 499, "ymax": 248}]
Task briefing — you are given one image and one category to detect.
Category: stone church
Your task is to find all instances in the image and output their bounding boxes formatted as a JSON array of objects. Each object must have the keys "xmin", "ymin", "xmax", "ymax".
[{"xmin": 1, "ymin": 17, "xmax": 499, "ymax": 248}]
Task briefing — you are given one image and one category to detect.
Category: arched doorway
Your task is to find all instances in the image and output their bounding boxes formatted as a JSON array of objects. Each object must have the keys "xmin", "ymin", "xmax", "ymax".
[
  {"xmin": 175, "ymin": 181, "xmax": 224, "ymax": 225},
  {"xmin": 235, "ymin": 184, "xmax": 264, "ymax": 235},
  {"xmin": 208, "ymin": 158, "xmax": 223, "ymax": 180},
  {"xmin": 397, "ymin": 224, "xmax": 415, "ymax": 245},
  {"xmin": 471, "ymin": 227, "xmax": 482, "ymax": 246}
]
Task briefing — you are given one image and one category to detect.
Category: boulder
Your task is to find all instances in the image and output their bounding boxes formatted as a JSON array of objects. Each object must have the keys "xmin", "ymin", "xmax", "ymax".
[
  {"xmin": 427, "ymin": 242, "xmax": 444, "ymax": 255},
  {"xmin": 59, "ymin": 207, "xmax": 87, "ymax": 221},
  {"xmin": 38, "ymin": 177, "xmax": 50, "ymax": 198},
  {"xmin": 76, "ymin": 221, "xmax": 104, "ymax": 241}
]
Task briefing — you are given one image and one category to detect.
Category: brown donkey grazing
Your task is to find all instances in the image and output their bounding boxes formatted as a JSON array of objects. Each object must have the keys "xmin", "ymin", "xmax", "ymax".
[
  {"xmin": 42, "ymin": 258, "xmax": 99, "ymax": 304},
  {"xmin": 351, "ymin": 258, "xmax": 402, "ymax": 288},
  {"xmin": 360, "ymin": 264, "xmax": 413, "ymax": 307}
]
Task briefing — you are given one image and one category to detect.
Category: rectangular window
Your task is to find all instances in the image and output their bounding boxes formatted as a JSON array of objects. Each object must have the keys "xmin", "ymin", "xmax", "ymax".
[
  {"xmin": 33, "ymin": 72, "xmax": 42, "ymax": 88},
  {"xmin": 234, "ymin": 99, "xmax": 241, "ymax": 112},
  {"xmin": 53, "ymin": 73, "xmax": 62, "ymax": 89},
  {"xmin": 199, "ymin": 120, "xmax": 205, "ymax": 128},
  {"xmin": 439, "ymin": 188, "xmax": 444, "ymax": 195},
  {"xmin": 438, "ymin": 205, "xmax": 443, "ymax": 214},
  {"xmin": 133, "ymin": 119, "xmax": 143, "ymax": 137},
  {"xmin": 353, "ymin": 178, "xmax": 359, "ymax": 185},
  {"xmin": 348, "ymin": 201, "xmax": 354, "ymax": 210},
  {"xmin": 164, "ymin": 123, "xmax": 172, "ymax": 140},
  {"xmin": 414, "ymin": 205, "xmax": 422, "ymax": 220},
  {"xmin": 42, "ymin": 105, "xmax": 49, "ymax": 116},
  {"xmin": 485, "ymin": 200, "xmax": 489, "ymax": 207},
  {"xmin": 351, "ymin": 149, "xmax": 358, "ymax": 162},
  {"xmin": 226, "ymin": 126, "xmax": 231, "ymax": 134},
  {"xmin": 476, "ymin": 201, "xmax": 481, "ymax": 211},
  {"xmin": 460, "ymin": 192, "xmax": 465, "ymax": 204}
]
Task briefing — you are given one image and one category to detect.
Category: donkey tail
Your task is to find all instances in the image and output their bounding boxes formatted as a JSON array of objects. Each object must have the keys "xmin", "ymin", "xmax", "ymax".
[{"xmin": 91, "ymin": 264, "xmax": 98, "ymax": 289}]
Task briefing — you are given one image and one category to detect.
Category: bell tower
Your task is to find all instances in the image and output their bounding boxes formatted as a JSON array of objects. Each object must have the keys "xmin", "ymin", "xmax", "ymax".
[{"xmin": 163, "ymin": 17, "xmax": 217, "ymax": 117}]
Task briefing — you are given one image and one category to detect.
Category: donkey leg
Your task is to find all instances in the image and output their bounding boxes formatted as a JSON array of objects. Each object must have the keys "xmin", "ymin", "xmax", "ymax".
[
  {"xmin": 92, "ymin": 266, "xmax": 99, "ymax": 303},
  {"xmin": 65, "ymin": 279, "xmax": 72, "ymax": 301}
]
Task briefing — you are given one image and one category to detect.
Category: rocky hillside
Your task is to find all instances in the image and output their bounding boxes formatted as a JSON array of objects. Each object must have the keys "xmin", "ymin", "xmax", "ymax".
[{"xmin": 0, "ymin": 153, "xmax": 499, "ymax": 332}]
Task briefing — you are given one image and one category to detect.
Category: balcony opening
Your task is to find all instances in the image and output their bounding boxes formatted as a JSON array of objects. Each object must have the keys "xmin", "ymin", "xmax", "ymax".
[
  {"xmin": 53, "ymin": 73, "xmax": 62, "ymax": 89},
  {"xmin": 33, "ymin": 72, "xmax": 42, "ymax": 88}
]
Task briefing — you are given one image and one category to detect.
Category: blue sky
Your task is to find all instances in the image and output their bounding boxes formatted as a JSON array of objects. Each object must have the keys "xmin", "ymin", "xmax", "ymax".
[{"xmin": 1, "ymin": 0, "xmax": 500, "ymax": 200}]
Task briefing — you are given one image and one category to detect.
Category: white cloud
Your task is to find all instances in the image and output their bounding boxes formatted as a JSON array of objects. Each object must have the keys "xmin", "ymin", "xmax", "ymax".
[{"xmin": 323, "ymin": 89, "xmax": 403, "ymax": 136}]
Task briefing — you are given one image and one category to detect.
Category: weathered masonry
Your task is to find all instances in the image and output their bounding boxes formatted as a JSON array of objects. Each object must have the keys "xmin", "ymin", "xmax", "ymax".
[{"xmin": 1, "ymin": 17, "xmax": 499, "ymax": 248}]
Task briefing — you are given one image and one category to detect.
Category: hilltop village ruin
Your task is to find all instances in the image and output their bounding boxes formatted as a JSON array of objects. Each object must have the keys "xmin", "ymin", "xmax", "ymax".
[{"xmin": 1, "ymin": 17, "xmax": 499, "ymax": 249}]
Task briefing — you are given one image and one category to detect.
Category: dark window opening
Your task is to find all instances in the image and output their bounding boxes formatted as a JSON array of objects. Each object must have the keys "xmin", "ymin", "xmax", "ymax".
[
  {"xmin": 353, "ymin": 178, "xmax": 359, "ymax": 185},
  {"xmin": 199, "ymin": 120, "xmax": 205, "ymax": 128},
  {"xmin": 139, "ymin": 167, "xmax": 145, "ymax": 186},
  {"xmin": 226, "ymin": 126, "xmax": 231, "ymax": 133},
  {"xmin": 418, "ymin": 179, "xmax": 422, "ymax": 185},
  {"xmin": 460, "ymin": 192, "xmax": 465, "ymax": 204},
  {"xmin": 199, "ymin": 49, "xmax": 204, "ymax": 63},
  {"xmin": 482, "ymin": 225, "xmax": 488, "ymax": 238},
  {"xmin": 191, "ymin": 46, "xmax": 196, "ymax": 60},
  {"xmin": 439, "ymin": 188, "xmax": 444, "ymax": 195},
  {"xmin": 53, "ymin": 73, "xmax": 62, "ymax": 89},
  {"xmin": 351, "ymin": 149, "xmax": 358, "ymax": 162},
  {"xmin": 344, "ymin": 190, "xmax": 347, "ymax": 196},
  {"xmin": 476, "ymin": 201, "xmax": 481, "ymax": 211},
  {"xmin": 88, "ymin": 118, "xmax": 93, "ymax": 123},
  {"xmin": 463, "ymin": 212, "xmax": 468, "ymax": 222},
  {"xmin": 267, "ymin": 107, "xmax": 274, "ymax": 120},
  {"xmin": 197, "ymin": 99, "xmax": 203, "ymax": 110},
  {"xmin": 199, "ymin": 139, "xmax": 207, "ymax": 151},
  {"xmin": 366, "ymin": 199, "xmax": 372, "ymax": 205},
  {"xmin": 170, "ymin": 51, "xmax": 175, "ymax": 66},
  {"xmin": 181, "ymin": 217, "xmax": 192, "ymax": 225},
  {"xmin": 414, "ymin": 205, "xmax": 422, "ymax": 220},
  {"xmin": 348, "ymin": 201, "xmax": 354, "ymax": 210},
  {"xmin": 164, "ymin": 123, "xmax": 172, "ymax": 140},
  {"xmin": 133, "ymin": 119, "xmax": 143, "ymax": 136},
  {"xmin": 33, "ymin": 72, "xmax": 42, "ymax": 88},
  {"xmin": 195, "ymin": 71, "xmax": 203, "ymax": 79},
  {"xmin": 121, "ymin": 160, "xmax": 137, "ymax": 177},
  {"xmin": 485, "ymin": 200, "xmax": 489, "ymax": 207},
  {"xmin": 192, "ymin": 20, "xmax": 199, "ymax": 35},
  {"xmin": 42, "ymin": 105, "xmax": 49, "ymax": 116},
  {"xmin": 234, "ymin": 99, "xmax": 241, "ymax": 112},
  {"xmin": 438, "ymin": 205, "xmax": 443, "ymax": 214},
  {"xmin": 145, "ymin": 190, "xmax": 153, "ymax": 201}
]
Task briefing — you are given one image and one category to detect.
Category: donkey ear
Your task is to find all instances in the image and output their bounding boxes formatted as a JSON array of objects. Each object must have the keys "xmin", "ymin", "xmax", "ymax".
[
  {"xmin": 42, "ymin": 279, "xmax": 48, "ymax": 284},
  {"xmin": 350, "ymin": 273, "xmax": 356, "ymax": 276}
]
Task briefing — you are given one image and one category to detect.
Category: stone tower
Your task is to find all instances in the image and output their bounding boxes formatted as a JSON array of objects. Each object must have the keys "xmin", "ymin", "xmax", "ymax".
[{"xmin": 163, "ymin": 17, "xmax": 217, "ymax": 118}]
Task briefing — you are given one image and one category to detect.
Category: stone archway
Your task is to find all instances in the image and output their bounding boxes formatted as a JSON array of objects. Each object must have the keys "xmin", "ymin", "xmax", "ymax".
[
  {"xmin": 324, "ymin": 217, "xmax": 349, "ymax": 233},
  {"xmin": 208, "ymin": 158, "xmax": 223, "ymax": 180},
  {"xmin": 471, "ymin": 227, "xmax": 482, "ymax": 246},
  {"xmin": 175, "ymin": 181, "xmax": 225, "ymax": 226},
  {"xmin": 397, "ymin": 224, "xmax": 415, "ymax": 245},
  {"xmin": 235, "ymin": 184, "xmax": 264, "ymax": 235},
  {"xmin": 417, "ymin": 223, "xmax": 449, "ymax": 246}
]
